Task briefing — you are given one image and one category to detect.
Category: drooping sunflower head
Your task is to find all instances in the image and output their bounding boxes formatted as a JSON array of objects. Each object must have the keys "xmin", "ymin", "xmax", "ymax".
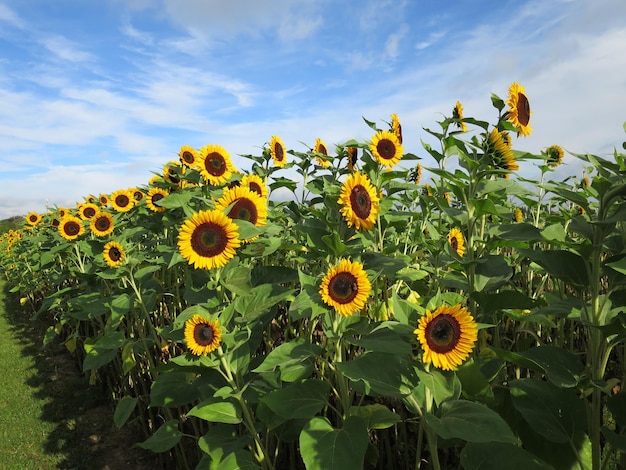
[
  {"xmin": 486, "ymin": 129, "xmax": 519, "ymax": 172},
  {"xmin": 319, "ymin": 259, "xmax": 371, "ymax": 317},
  {"xmin": 448, "ymin": 228, "xmax": 465, "ymax": 257},
  {"xmin": 25, "ymin": 212, "xmax": 42, "ymax": 226},
  {"xmin": 179, "ymin": 145, "xmax": 199, "ymax": 167},
  {"xmin": 410, "ymin": 163, "xmax": 423, "ymax": 185},
  {"xmin": 338, "ymin": 172, "xmax": 381, "ymax": 231},
  {"xmin": 506, "ymin": 82, "xmax": 532, "ymax": 137},
  {"xmin": 58, "ymin": 215, "xmax": 85, "ymax": 241},
  {"xmin": 103, "ymin": 241, "xmax": 125, "ymax": 267},
  {"xmin": 184, "ymin": 315, "xmax": 222, "ymax": 356},
  {"xmin": 414, "ymin": 304, "xmax": 478, "ymax": 371},
  {"xmin": 146, "ymin": 187, "xmax": 169, "ymax": 213},
  {"xmin": 163, "ymin": 160, "xmax": 183, "ymax": 185},
  {"xmin": 240, "ymin": 174, "xmax": 268, "ymax": 199},
  {"xmin": 545, "ymin": 145, "xmax": 564, "ymax": 168},
  {"xmin": 269, "ymin": 135, "xmax": 287, "ymax": 167},
  {"xmin": 314, "ymin": 138, "xmax": 331, "ymax": 167},
  {"xmin": 390, "ymin": 113, "xmax": 403, "ymax": 144},
  {"xmin": 346, "ymin": 146, "xmax": 358, "ymax": 172},
  {"xmin": 370, "ymin": 130, "xmax": 404, "ymax": 167},
  {"xmin": 215, "ymin": 185, "xmax": 268, "ymax": 228},
  {"xmin": 78, "ymin": 203, "xmax": 99, "ymax": 220},
  {"xmin": 90, "ymin": 211, "xmax": 114, "ymax": 237},
  {"xmin": 452, "ymin": 101, "xmax": 468, "ymax": 132},
  {"xmin": 110, "ymin": 189, "xmax": 135, "ymax": 213},
  {"xmin": 197, "ymin": 144, "xmax": 235, "ymax": 186},
  {"xmin": 177, "ymin": 209, "xmax": 241, "ymax": 270}
]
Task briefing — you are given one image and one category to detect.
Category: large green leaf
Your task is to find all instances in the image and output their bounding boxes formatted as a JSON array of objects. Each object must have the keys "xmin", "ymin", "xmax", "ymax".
[
  {"xmin": 260, "ymin": 379, "xmax": 330, "ymax": 424},
  {"xmin": 187, "ymin": 398, "xmax": 243, "ymax": 424},
  {"xmin": 299, "ymin": 416, "xmax": 369, "ymax": 470},
  {"xmin": 234, "ymin": 283, "xmax": 294, "ymax": 323},
  {"xmin": 413, "ymin": 366, "xmax": 460, "ymax": 406},
  {"xmin": 460, "ymin": 442, "xmax": 552, "ymax": 469},
  {"xmin": 348, "ymin": 404, "xmax": 401, "ymax": 430},
  {"xmin": 150, "ymin": 372, "xmax": 201, "ymax": 408},
  {"xmin": 216, "ymin": 449, "xmax": 260, "ymax": 470},
  {"xmin": 518, "ymin": 248, "xmax": 589, "ymax": 287},
  {"xmin": 474, "ymin": 255, "xmax": 513, "ymax": 292},
  {"xmin": 253, "ymin": 338, "xmax": 322, "ymax": 382},
  {"xmin": 114, "ymin": 396, "xmax": 138, "ymax": 429},
  {"xmin": 136, "ymin": 419, "xmax": 181, "ymax": 453},
  {"xmin": 519, "ymin": 345, "xmax": 583, "ymax": 388},
  {"xmin": 344, "ymin": 321, "xmax": 414, "ymax": 355}
]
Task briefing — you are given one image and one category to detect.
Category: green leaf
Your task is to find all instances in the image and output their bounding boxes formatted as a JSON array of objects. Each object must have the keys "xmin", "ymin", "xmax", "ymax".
[
  {"xmin": 260, "ymin": 379, "xmax": 330, "ymax": 424},
  {"xmin": 361, "ymin": 252, "xmax": 409, "ymax": 279},
  {"xmin": 473, "ymin": 290, "xmax": 538, "ymax": 314},
  {"xmin": 150, "ymin": 372, "xmax": 201, "ymax": 408},
  {"xmin": 491, "ymin": 223, "xmax": 542, "ymax": 242},
  {"xmin": 136, "ymin": 419, "xmax": 181, "ymax": 453},
  {"xmin": 216, "ymin": 449, "xmax": 260, "ymax": 470},
  {"xmin": 321, "ymin": 232, "xmax": 349, "ymax": 256},
  {"xmin": 188, "ymin": 398, "xmax": 243, "ymax": 424},
  {"xmin": 424, "ymin": 400, "xmax": 517, "ymax": 444},
  {"xmin": 461, "ymin": 442, "xmax": 552, "ymax": 470},
  {"xmin": 413, "ymin": 367, "xmax": 461, "ymax": 407},
  {"xmin": 234, "ymin": 284, "xmax": 294, "ymax": 323},
  {"xmin": 134, "ymin": 264, "xmax": 162, "ymax": 280},
  {"xmin": 299, "ymin": 416, "xmax": 369, "ymax": 470},
  {"xmin": 220, "ymin": 264, "xmax": 252, "ymax": 296},
  {"xmin": 348, "ymin": 404, "xmax": 401, "ymax": 430},
  {"xmin": 471, "ymin": 198, "xmax": 500, "ymax": 217},
  {"xmin": 114, "ymin": 396, "xmax": 138, "ymax": 428},
  {"xmin": 198, "ymin": 424, "xmax": 249, "ymax": 462},
  {"xmin": 601, "ymin": 426, "xmax": 626, "ymax": 453},
  {"xmin": 541, "ymin": 223, "xmax": 566, "ymax": 242},
  {"xmin": 519, "ymin": 345, "xmax": 583, "ymax": 388},
  {"xmin": 253, "ymin": 338, "xmax": 322, "ymax": 382},
  {"xmin": 345, "ymin": 321, "xmax": 414, "ymax": 355},
  {"xmin": 474, "ymin": 255, "xmax": 513, "ymax": 292},
  {"xmin": 82, "ymin": 343, "xmax": 117, "ymax": 372},
  {"xmin": 518, "ymin": 248, "xmax": 589, "ymax": 287}
]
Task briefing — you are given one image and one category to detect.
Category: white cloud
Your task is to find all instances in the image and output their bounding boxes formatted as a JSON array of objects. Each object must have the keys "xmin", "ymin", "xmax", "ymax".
[
  {"xmin": 0, "ymin": 3, "xmax": 24, "ymax": 29},
  {"xmin": 41, "ymin": 35, "xmax": 95, "ymax": 63}
]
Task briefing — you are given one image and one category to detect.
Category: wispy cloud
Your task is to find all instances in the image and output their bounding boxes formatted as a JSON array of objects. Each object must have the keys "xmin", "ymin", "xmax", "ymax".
[{"xmin": 41, "ymin": 35, "xmax": 95, "ymax": 63}]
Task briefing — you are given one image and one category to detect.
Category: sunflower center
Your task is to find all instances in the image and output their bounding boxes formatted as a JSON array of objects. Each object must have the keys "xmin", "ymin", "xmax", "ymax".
[
  {"xmin": 29, "ymin": 215, "xmax": 38, "ymax": 222},
  {"xmin": 152, "ymin": 193, "xmax": 165, "ymax": 206},
  {"xmin": 205, "ymin": 152, "xmax": 227, "ymax": 176},
  {"xmin": 228, "ymin": 199, "xmax": 257, "ymax": 224},
  {"xmin": 350, "ymin": 185, "xmax": 372, "ymax": 219},
  {"xmin": 425, "ymin": 314, "xmax": 461, "ymax": 353},
  {"xmin": 109, "ymin": 247, "xmax": 122, "ymax": 262},
  {"xmin": 191, "ymin": 222, "xmax": 228, "ymax": 258},
  {"xmin": 274, "ymin": 143, "xmax": 284, "ymax": 161},
  {"xmin": 64, "ymin": 221, "xmax": 81, "ymax": 236},
  {"xmin": 376, "ymin": 138, "xmax": 396, "ymax": 161},
  {"xmin": 95, "ymin": 217, "xmax": 111, "ymax": 231},
  {"xmin": 328, "ymin": 272, "xmax": 359, "ymax": 305},
  {"xmin": 248, "ymin": 182, "xmax": 263, "ymax": 196},
  {"xmin": 181, "ymin": 151, "xmax": 195, "ymax": 164},
  {"xmin": 517, "ymin": 93, "xmax": 530, "ymax": 126},
  {"xmin": 116, "ymin": 195, "xmax": 131, "ymax": 208},
  {"xmin": 83, "ymin": 207, "xmax": 96, "ymax": 218},
  {"xmin": 450, "ymin": 237, "xmax": 459, "ymax": 251},
  {"xmin": 319, "ymin": 144, "xmax": 328, "ymax": 155},
  {"xmin": 193, "ymin": 323, "xmax": 214, "ymax": 346}
]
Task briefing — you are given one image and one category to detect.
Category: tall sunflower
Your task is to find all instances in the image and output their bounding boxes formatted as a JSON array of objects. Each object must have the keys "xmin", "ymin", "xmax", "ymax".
[
  {"xmin": 314, "ymin": 138, "xmax": 331, "ymax": 167},
  {"xmin": 370, "ymin": 130, "xmax": 404, "ymax": 167},
  {"xmin": 178, "ymin": 209, "xmax": 241, "ymax": 270},
  {"xmin": 110, "ymin": 189, "xmax": 135, "ymax": 213},
  {"xmin": 320, "ymin": 259, "xmax": 371, "ymax": 317},
  {"xmin": 338, "ymin": 172, "xmax": 380, "ymax": 231},
  {"xmin": 215, "ymin": 186, "xmax": 268, "ymax": 227},
  {"xmin": 270, "ymin": 135, "xmax": 287, "ymax": 167},
  {"xmin": 506, "ymin": 82, "xmax": 532, "ymax": 137},
  {"xmin": 103, "ymin": 241, "xmax": 125, "ymax": 267},
  {"xmin": 90, "ymin": 211, "xmax": 115, "ymax": 237},
  {"xmin": 58, "ymin": 215, "xmax": 85, "ymax": 241},
  {"xmin": 414, "ymin": 304, "xmax": 478, "ymax": 371},
  {"xmin": 545, "ymin": 145, "xmax": 564, "ymax": 168},
  {"xmin": 78, "ymin": 202, "xmax": 99, "ymax": 220},
  {"xmin": 391, "ymin": 113, "xmax": 403, "ymax": 143},
  {"xmin": 146, "ymin": 187, "xmax": 169, "ymax": 213},
  {"xmin": 197, "ymin": 144, "xmax": 234, "ymax": 186},
  {"xmin": 452, "ymin": 101, "xmax": 468, "ymax": 132},
  {"xmin": 179, "ymin": 145, "xmax": 199, "ymax": 167},
  {"xmin": 25, "ymin": 212, "xmax": 42, "ymax": 226},
  {"xmin": 184, "ymin": 315, "xmax": 222, "ymax": 356},
  {"xmin": 240, "ymin": 174, "xmax": 268, "ymax": 199},
  {"xmin": 448, "ymin": 228, "xmax": 465, "ymax": 257},
  {"xmin": 486, "ymin": 129, "xmax": 519, "ymax": 172}
]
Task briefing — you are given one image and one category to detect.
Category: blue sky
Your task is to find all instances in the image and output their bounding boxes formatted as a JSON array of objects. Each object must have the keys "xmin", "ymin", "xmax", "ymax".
[{"xmin": 1, "ymin": 0, "xmax": 625, "ymax": 219}]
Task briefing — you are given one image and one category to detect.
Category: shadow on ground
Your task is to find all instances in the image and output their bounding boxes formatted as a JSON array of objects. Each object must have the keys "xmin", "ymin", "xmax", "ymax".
[{"xmin": 1, "ymin": 283, "xmax": 163, "ymax": 470}]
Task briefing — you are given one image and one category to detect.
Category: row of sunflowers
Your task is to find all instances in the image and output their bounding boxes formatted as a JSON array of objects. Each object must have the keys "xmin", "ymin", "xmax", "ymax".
[{"xmin": 3, "ymin": 83, "xmax": 626, "ymax": 470}]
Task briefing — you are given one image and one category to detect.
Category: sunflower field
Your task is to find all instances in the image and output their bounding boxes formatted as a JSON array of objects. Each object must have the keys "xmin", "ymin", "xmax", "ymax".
[{"xmin": 3, "ymin": 83, "xmax": 626, "ymax": 470}]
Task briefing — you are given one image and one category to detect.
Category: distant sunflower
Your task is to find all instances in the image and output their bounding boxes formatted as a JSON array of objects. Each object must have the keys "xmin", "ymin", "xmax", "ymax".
[
  {"xmin": 319, "ymin": 259, "xmax": 371, "ymax": 316},
  {"xmin": 412, "ymin": 163, "xmax": 423, "ymax": 185},
  {"xmin": 110, "ymin": 189, "xmax": 135, "ymax": 213},
  {"xmin": 346, "ymin": 146, "xmax": 358, "ymax": 172},
  {"xmin": 448, "ymin": 228, "xmax": 465, "ymax": 257},
  {"xmin": 25, "ymin": 212, "xmax": 42, "ymax": 226},
  {"xmin": 338, "ymin": 172, "xmax": 380, "ymax": 231},
  {"xmin": 582, "ymin": 176, "xmax": 590, "ymax": 188},
  {"xmin": 506, "ymin": 82, "xmax": 532, "ymax": 137},
  {"xmin": 370, "ymin": 130, "xmax": 404, "ymax": 167},
  {"xmin": 545, "ymin": 145, "xmax": 564, "ymax": 168},
  {"xmin": 57, "ymin": 208, "xmax": 70, "ymax": 218},
  {"xmin": 314, "ymin": 138, "xmax": 331, "ymax": 167},
  {"xmin": 90, "ymin": 211, "xmax": 114, "ymax": 237},
  {"xmin": 270, "ymin": 135, "xmax": 287, "ymax": 167},
  {"xmin": 486, "ymin": 129, "xmax": 519, "ymax": 171},
  {"xmin": 198, "ymin": 144, "xmax": 234, "ymax": 186},
  {"xmin": 514, "ymin": 208, "xmax": 523, "ymax": 223},
  {"xmin": 240, "ymin": 174, "xmax": 268, "ymax": 199},
  {"xmin": 414, "ymin": 304, "xmax": 478, "ymax": 371},
  {"xmin": 103, "ymin": 241, "xmax": 125, "ymax": 267},
  {"xmin": 163, "ymin": 161, "xmax": 183, "ymax": 185},
  {"xmin": 131, "ymin": 188, "xmax": 144, "ymax": 202},
  {"xmin": 99, "ymin": 194, "xmax": 110, "ymax": 207},
  {"xmin": 178, "ymin": 209, "xmax": 241, "ymax": 270},
  {"xmin": 58, "ymin": 216, "xmax": 85, "ymax": 241},
  {"xmin": 452, "ymin": 101, "xmax": 468, "ymax": 132},
  {"xmin": 215, "ymin": 186, "xmax": 267, "ymax": 227},
  {"xmin": 78, "ymin": 203, "xmax": 99, "ymax": 220},
  {"xmin": 184, "ymin": 315, "xmax": 222, "ymax": 356},
  {"xmin": 391, "ymin": 113, "xmax": 403, "ymax": 144},
  {"xmin": 179, "ymin": 145, "xmax": 199, "ymax": 167},
  {"xmin": 146, "ymin": 187, "xmax": 169, "ymax": 213}
]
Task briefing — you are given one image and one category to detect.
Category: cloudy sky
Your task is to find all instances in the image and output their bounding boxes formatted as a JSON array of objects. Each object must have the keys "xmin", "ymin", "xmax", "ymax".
[{"xmin": 0, "ymin": 0, "xmax": 625, "ymax": 219}]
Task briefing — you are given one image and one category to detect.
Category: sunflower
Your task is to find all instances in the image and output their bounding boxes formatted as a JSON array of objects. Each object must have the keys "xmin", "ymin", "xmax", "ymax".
[
  {"xmin": 78, "ymin": 203, "xmax": 99, "ymax": 220},
  {"xmin": 452, "ymin": 101, "xmax": 468, "ymax": 132},
  {"xmin": 545, "ymin": 145, "xmax": 564, "ymax": 168},
  {"xmin": 197, "ymin": 144, "xmax": 234, "ymax": 186},
  {"xmin": 486, "ymin": 129, "xmax": 518, "ymax": 171},
  {"xmin": 110, "ymin": 189, "xmax": 135, "ymax": 213},
  {"xmin": 370, "ymin": 130, "xmax": 404, "ymax": 167},
  {"xmin": 506, "ymin": 82, "xmax": 532, "ymax": 137},
  {"xmin": 412, "ymin": 163, "xmax": 423, "ymax": 184},
  {"xmin": 146, "ymin": 187, "xmax": 169, "ymax": 213},
  {"xmin": 131, "ymin": 188, "xmax": 144, "ymax": 202},
  {"xmin": 414, "ymin": 304, "xmax": 478, "ymax": 371},
  {"xmin": 338, "ymin": 172, "xmax": 380, "ymax": 231},
  {"xmin": 320, "ymin": 259, "xmax": 371, "ymax": 316},
  {"xmin": 269, "ymin": 135, "xmax": 287, "ymax": 167},
  {"xmin": 514, "ymin": 208, "xmax": 523, "ymax": 223},
  {"xmin": 99, "ymin": 194, "xmax": 110, "ymax": 207},
  {"xmin": 184, "ymin": 315, "xmax": 223, "ymax": 356},
  {"xmin": 57, "ymin": 207, "xmax": 70, "ymax": 218},
  {"xmin": 391, "ymin": 113, "xmax": 403, "ymax": 143},
  {"xmin": 215, "ymin": 186, "xmax": 268, "ymax": 227},
  {"xmin": 103, "ymin": 241, "xmax": 125, "ymax": 267},
  {"xmin": 163, "ymin": 160, "xmax": 183, "ymax": 185},
  {"xmin": 58, "ymin": 215, "xmax": 85, "ymax": 241},
  {"xmin": 179, "ymin": 145, "xmax": 199, "ymax": 167},
  {"xmin": 448, "ymin": 228, "xmax": 465, "ymax": 257},
  {"xmin": 314, "ymin": 138, "xmax": 331, "ymax": 167},
  {"xmin": 582, "ymin": 176, "xmax": 590, "ymax": 188},
  {"xmin": 178, "ymin": 209, "xmax": 241, "ymax": 270},
  {"xmin": 25, "ymin": 212, "xmax": 42, "ymax": 226},
  {"xmin": 346, "ymin": 146, "xmax": 358, "ymax": 172},
  {"xmin": 240, "ymin": 174, "xmax": 268, "ymax": 199},
  {"xmin": 90, "ymin": 211, "xmax": 114, "ymax": 237}
]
